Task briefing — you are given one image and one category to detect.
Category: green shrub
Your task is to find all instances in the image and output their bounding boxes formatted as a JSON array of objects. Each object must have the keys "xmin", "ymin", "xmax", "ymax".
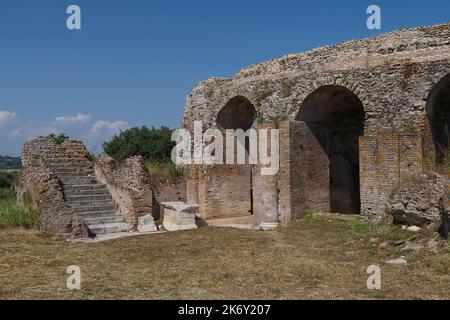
[
  {"xmin": 0, "ymin": 189, "xmax": 40, "ymax": 229},
  {"xmin": 48, "ymin": 133, "xmax": 69, "ymax": 145},
  {"xmin": 103, "ymin": 126, "xmax": 175, "ymax": 163},
  {"xmin": 0, "ymin": 172, "xmax": 16, "ymax": 189}
]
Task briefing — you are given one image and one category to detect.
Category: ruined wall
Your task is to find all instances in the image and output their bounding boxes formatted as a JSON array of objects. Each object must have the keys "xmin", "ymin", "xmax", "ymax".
[
  {"xmin": 22, "ymin": 137, "xmax": 94, "ymax": 177},
  {"xmin": 18, "ymin": 137, "xmax": 91, "ymax": 238},
  {"xmin": 360, "ymin": 134, "xmax": 423, "ymax": 222},
  {"xmin": 184, "ymin": 23, "xmax": 450, "ymax": 137},
  {"xmin": 95, "ymin": 154, "xmax": 153, "ymax": 227},
  {"xmin": 184, "ymin": 23, "xmax": 450, "ymax": 223}
]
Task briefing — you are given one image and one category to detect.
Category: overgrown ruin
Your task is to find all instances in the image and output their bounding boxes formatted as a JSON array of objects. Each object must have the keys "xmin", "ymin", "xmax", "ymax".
[
  {"xmin": 183, "ymin": 23, "xmax": 450, "ymax": 226},
  {"xmin": 17, "ymin": 23, "xmax": 450, "ymax": 238}
]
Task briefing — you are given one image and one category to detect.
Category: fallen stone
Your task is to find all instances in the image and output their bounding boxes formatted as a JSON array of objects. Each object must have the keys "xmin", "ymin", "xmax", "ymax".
[
  {"xmin": 407, "ymin": 226, "xmax": 421, "ymax": 232},
  {"xmin": 138, "ymin": 214, "xmax": 157, "ymax": 233},
  {"xmin": 379, "ymin": 242, "xmax": 389, "ymax": 249},
  {"xmin": 385, "ymin": 258, "xmax": 408, "ymax": 265},
  {"xmin": 403, "ymin": 242, "xmax": 424, "ymax": 252},
  {"xmin": 388, "ymin": 174, "xmax": 447, "ymax": 226}
]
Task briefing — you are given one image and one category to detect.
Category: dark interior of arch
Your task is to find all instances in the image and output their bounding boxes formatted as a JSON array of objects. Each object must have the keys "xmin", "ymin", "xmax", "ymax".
[
  {"xmin": 297, "ymin": 85, "xmax": 365, "ymax": 214},
  {"xmin": 216, "ymin": 96, "xmax": 256, "ymax": 131},
  {"xmin": 428, "ymin": 76, "xmax": 450, "ymax": 167}
]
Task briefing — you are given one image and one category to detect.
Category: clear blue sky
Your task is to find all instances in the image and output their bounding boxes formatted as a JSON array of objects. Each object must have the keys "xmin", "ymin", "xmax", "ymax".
[{"xmin": 0, "ymin": 0, "xmax": 449, "ymax": 156}]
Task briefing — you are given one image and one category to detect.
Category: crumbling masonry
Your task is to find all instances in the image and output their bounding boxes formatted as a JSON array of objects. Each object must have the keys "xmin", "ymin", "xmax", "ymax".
[{"xmin": 183, "ymin": 23, "xmax": 450, "ymax": 226}]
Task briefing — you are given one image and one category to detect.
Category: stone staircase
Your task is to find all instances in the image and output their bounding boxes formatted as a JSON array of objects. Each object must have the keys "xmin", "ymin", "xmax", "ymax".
[{"xmin": 47, "ymin": 159, "xmax": 132, "ymax": 237}]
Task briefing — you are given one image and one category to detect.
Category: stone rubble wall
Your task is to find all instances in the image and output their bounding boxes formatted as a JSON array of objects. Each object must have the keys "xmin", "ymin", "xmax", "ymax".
[
  {"xmin": 183, "ymin": 23, "xmax": 450, "ymax": 136},
  {"xmin": 17, "ymin": 137, "xmax": 91, "ymax": 238},
  {"xmin": 183, "ymin": 22, "xmax": 450, "ymax": 223},
  {"xmin": 95, "ymin": 154, "xmax": 153, "ymax": 227}
]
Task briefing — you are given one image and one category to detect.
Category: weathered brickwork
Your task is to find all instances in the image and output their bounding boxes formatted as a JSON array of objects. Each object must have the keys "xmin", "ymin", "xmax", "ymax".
[
  {"xmin": 18, "ymin": 137, "xmax": 92, "ymax": 238},
  {"xmin": 360, "ymin": 134, "xmax": 423, "ymax": 222},
  {"xmin": 183, "ymin": 23, "xmax": 450, "ymax": 223},
  {"xmin": 95, "ymin": 154, "xmax": 153, "ymax": 227}
]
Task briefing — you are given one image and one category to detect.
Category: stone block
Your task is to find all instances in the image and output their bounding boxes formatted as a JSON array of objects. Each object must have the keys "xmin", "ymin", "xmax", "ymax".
[
  {"xmin": 138, "ymin": 214, "xmax": 157, "ymax": 232},
  {"xmin": 162, "ymin": 202, "xmax": 199, "ymax": 232}
]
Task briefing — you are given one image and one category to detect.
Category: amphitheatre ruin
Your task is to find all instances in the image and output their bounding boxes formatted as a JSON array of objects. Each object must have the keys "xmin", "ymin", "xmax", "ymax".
[{"xmin": 18, "ymin": 22, "xmax": 450, "ymax": 240}]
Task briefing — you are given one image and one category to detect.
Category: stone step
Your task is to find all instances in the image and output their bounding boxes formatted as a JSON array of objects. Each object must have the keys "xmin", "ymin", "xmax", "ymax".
[
  {"xmin": 88, "ymin": 222, "xmax": 132, "ymax": 235},
  {"xmin": 84, "ymin": 216, "xmax": 125, "ymax": 226},
  {"xmin": 63, "ymin": 184, "xmax": 106, "ymax": 191},
  {"xmin": 73, "ymin": 204, "xmax": 116, "ymax": 213},
  {"xmin": 64, "ymin": 189, "xmax": 110, "ymax": 197},
  {"xmin": 62, "ymin": 178, "xmax": 97, "ymax": 185},
  {"xmin": 65, "ymin": 194, "xmax": 112, "ymax": 202},
  {"xmin": 69, "ymin": 199, "xmax": 115, "ymax": 207},
  {"xmin": 77, "ymin": 210, "xmax": 120, "ymax": 219}
]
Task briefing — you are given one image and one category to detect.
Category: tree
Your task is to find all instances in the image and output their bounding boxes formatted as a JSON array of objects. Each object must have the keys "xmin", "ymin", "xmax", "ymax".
[{"xmin": 103, "ymin": 126, "xmax": 175, "ymax": 163}]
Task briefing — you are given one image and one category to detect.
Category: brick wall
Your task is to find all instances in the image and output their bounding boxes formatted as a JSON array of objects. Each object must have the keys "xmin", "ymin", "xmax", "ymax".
[
  {"xmin": 360, "ymin": 134, "xmax": 423, "ymax": 221},
  {"xmin": 195, "ymin": 165, "xmax": 252, "ymax": 220}
]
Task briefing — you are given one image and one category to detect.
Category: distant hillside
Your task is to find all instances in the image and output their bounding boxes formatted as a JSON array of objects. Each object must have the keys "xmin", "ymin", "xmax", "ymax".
[{"xmin": 0, "ymin": 156, "xmax": 21, "ymax": 170}]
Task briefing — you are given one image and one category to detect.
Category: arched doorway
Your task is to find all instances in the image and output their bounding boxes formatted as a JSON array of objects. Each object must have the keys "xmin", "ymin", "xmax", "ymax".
[
  {"xmin": 297, "ymin": 85, "xmax": 365, "ymax": 214},
  {"xmin": 427, "ymin": 75, "xmax": 450, "ymax": 170},
  {"xmin": 196, "ymin": 95, "xmax": 256, "ymax": 221}
]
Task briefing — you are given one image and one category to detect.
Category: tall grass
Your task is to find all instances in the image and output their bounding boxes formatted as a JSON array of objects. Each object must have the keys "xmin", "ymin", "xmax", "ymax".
[
  {"xmin": 146, "ymin": 161, "xmax": 184, "ymax": 185},
  {"xmin": 0, "ymin": 189, "xmax": 40, "ymax": 229}
]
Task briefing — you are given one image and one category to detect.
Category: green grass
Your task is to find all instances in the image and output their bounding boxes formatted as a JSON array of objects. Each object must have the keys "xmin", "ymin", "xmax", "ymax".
[
  {"xmin": 434, "ymin": 255, "xmax": 450, "ymax": 275},
  {"xmin": 0, "ymin": 189, "xmax": 40, "ymax": 229}
]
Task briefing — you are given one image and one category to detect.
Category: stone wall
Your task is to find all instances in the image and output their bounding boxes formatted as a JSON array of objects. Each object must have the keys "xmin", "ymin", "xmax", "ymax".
[
  {"xmin": 360, "ymin": 134, "xmax": 423, "ymax": 222},
  {"xmin": 21, "ymin": 137, "xmax": 94, "ymax": 175},
  {"xmin": 95, "ymin": 154, "xmax": 153, "ymax": 227},
  {"xmin": 183, "ymin": 22, "xmax": 449, "ymax": 223},
  {"xmin": 184, "ymin": 23, "xmax": 450, "ymax": 137},
  {"xmin": 17, "ymin": 137, "xmax": 91, "ymax": 238}
]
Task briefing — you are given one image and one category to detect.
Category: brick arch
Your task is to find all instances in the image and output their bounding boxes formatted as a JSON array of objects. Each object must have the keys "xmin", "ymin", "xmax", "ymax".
[
  {"xmin": 215, "ymin": 95, "xmax": 257, "ymax": 131},
  {"xmin": 425, "ymin": 73, "xmax": 450, "ymax": 168},
  {"xmin": 293, "ymin": 83, "xmax": 366, "ymax": 214}
]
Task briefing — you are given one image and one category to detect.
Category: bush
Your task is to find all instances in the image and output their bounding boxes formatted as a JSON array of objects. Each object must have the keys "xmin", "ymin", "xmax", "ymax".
[
  {"xmin": 0, "ymin": 172, "xmax": 16, "ymax": 189},
  {"xmin": 48, "ymin": 133, "xmax": 69, "ymax": 145},
  {"xmin": 103, "ymin": 126, "xmax": 175, "ymax": 163},
  {"xmin": 0, "ymin": 189, "xmax": 40, "ymax": 229}
]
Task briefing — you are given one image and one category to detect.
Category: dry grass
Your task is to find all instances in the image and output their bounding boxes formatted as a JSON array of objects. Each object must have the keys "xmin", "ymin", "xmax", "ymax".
[{"xmin": 0, "ymin": 213, "xmax": 449, "ymax": 300}]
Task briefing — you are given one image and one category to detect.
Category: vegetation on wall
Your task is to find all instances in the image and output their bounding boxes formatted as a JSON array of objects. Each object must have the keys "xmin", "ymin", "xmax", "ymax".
[
  {"xmin": 103, "ymin": 126, "xmax": 175, "ymax": 163},
  {"xmin": 48, "ymin": 133, "xmax": 69, "ymax": 145}
]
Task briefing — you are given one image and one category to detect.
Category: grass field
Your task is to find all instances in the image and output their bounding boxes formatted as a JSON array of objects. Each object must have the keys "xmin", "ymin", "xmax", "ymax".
[{"xmin": 0, "ymin": 213, "xmax": 449, "ymax": 300}]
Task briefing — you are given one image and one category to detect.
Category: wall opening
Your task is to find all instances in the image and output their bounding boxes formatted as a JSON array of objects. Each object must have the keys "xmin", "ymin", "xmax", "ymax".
[
  {"xmin": 213, "ymin": 95, "xmax": 256, "ymax": 217},
  {"xmin": 297, "ymin": 85, "xmax": 365, "ymax": 214},
  {"xmin": 427, "ymin": 75, "xmax": 450, "ymax": 171}
]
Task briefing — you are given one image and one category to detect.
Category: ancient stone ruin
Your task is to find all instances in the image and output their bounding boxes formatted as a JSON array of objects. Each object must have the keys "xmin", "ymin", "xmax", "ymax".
[
  {"xmin": 183, "ymin": 23, "xmax": 450, "ymax": 227},
  {"xmin": 17, "ymin": 137, "xmax": 156, "ymax": 238},
  {"xmin": 17, "ymin": 23, "xmax": 450, "ymax": 239}
]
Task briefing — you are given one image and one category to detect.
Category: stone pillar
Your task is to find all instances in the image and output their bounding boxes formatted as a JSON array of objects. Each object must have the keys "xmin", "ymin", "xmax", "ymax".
[
  {"xmin": 186, "ymin": 165, "xmax": 199, "ymax": 205},
  {"xmin": 253, "ymin": 121, "xmax": 279, "ymax": 230}
]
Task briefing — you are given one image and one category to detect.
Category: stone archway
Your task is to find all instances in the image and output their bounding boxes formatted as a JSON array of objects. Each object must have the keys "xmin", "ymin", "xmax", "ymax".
[
  {"xmin": 296, "ymin": 85, "xmax": 365, "ymax": 214},
  {"xmin": 427, "ymin": 74, "xmax": 450, "ymax": 170},
  {"xmin": 217, "ymin": 95, "xmax": 256, "ymax": 131}
]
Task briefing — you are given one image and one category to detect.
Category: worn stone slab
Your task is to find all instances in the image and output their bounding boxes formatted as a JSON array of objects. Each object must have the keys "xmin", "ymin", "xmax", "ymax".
[
  {"xmin": 138, "ymin": 214, "xmax": 157, "ymax": 232},
  {"xmin": 162, "ymin": 202, "xmax": 199, "ymax": 232}
]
